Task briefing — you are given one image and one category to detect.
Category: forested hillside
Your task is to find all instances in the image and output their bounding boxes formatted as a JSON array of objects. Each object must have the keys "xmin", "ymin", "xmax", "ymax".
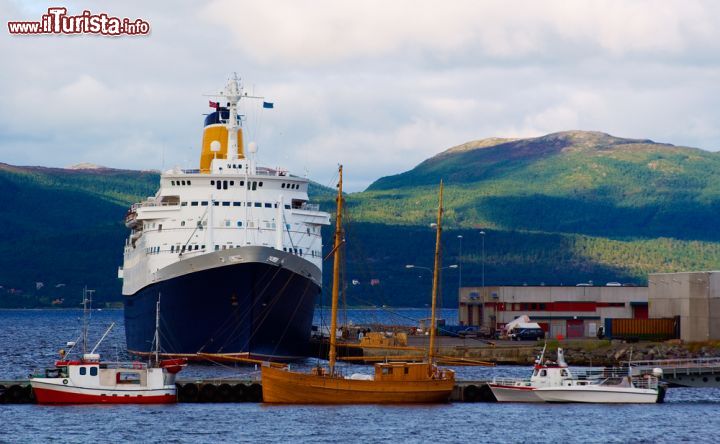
[{"xmin": 3, "ymin": 130, "xmax": 720, "ymax": 308}]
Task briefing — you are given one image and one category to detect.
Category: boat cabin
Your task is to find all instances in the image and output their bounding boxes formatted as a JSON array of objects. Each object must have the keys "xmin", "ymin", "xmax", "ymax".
[{"xmin": 374, "ymin": 362, "xmax": 455, "ymax": 382}]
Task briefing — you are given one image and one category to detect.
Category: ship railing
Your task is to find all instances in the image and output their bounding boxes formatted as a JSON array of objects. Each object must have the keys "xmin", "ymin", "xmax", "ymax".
[
  {"xmin": 100, "ymin": 362, "xmax": 148, "ymax": 370},
  {"xmin": 630, "ymin": 375, "xmax": 659, "ymax": 390},
  {"xmin": 575, "ymin": 367, "xmax": 630, "ymax": 380},
  {"xmin": 181, "ymin": 169, "xmax": 201, "ymax": 174},
  {"xmin": 491, "ymin": 377, "xmax": 530, "ymax": 387},
  {"xmin": 136, "ymin": 201, "xmax": 180, "ymax": 209},
  {"xmin": 624, "ymin": 356, "xmax": 720, "ymax": 369},
  {"xmin": 299, "ymin": 203, "xmax": 320, "ymax": 212}
]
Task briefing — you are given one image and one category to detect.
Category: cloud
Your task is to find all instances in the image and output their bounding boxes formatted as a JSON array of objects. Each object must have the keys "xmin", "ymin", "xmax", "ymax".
[{"xmin": 1, "ymin": 0, "xmax": 720, "ymax": 191}]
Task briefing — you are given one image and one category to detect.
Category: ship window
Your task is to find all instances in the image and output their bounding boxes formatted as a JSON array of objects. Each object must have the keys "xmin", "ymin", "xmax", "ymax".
[
  {"xmin": 299, "ymin": 249, "xmax": 303, "ymax": 255},
  {"xmin": 540, "ymin": 370, "xmax": 547, "ymax": 377},
  {"xmin": 259, "ymin": 182, "xmax": 263, "ymax": 187},
  {"xmin": 281, "ymin": 183, "xmax": 285, "ymax": 189},
  {"xmin": 187, "ymin": 181, "xmax": 191, "ymax": 185},
  {"xmin": 181, "ymin": 180, "xmax": 186, "ymax": 186},
  {"xmin": 274, "ymin": 203, "xmax": 278, "ymax": 208},
  {"xmin": 215, "ymin": 245, "xmax": 219, "ymax": 251},
  {"xmin": 237, "ymin": 221, "xmax": 242, "ymax": 227},
  {"xmin": 247, "ymin": 201, "xmax": 252, "ymax": 207},
  {"xmin": 181, "ymin": 202, "xmax": 187, "ymax": 206},
  {"xmin": 230, "ymin": 181, "xmax": 234, "ymax": 186},
  {"xmin": 90, "ymin": 367, "xmax": 98, "ymax": 376},
  {"xmin": 181, "ymin": 221, "xmax": 185, "ymax": 227},
  {"xmin": 201, "ymin": 201, "xmax": 208, "ymax": 206},
  {"xmin": 216, "ymin": 181, "xmax": 222, "ymax": 190},
  {"xmin": 181, "ymin": 246, "xmax": 186, "ymax": 253},
  {"xmin": 382, "ymin": 367, "xmax": 392, "ymax": 375},
  {"xmin": 158, "ymin": 224, "xmax": 162, "ymax": 232},
  {"xmin": 171, "ymin": 181, "xmax": 175, "ymax": 186},
  {"xmin": 223, "ymin": 181, "xmax": 228, "ymax": 190},
  {"xmin": 264, "ymin": 203, "xmax": 272, "ymax": 208},
  {"xmin": 239, "ymin": 181, "xmax": 244, "ymax": 186},
  {"xmin": 283, "ymin": 247, "xmax": 287, "ymax": 252},
  {"xmin": 211, "ymin": 180, "xmax": 215, "ymax": 185},
  {"xmin": 195, "ymin": 245, "xmax": 199, "ymax": 250},
  {"xmin": 404, "ymin": 367, "xmax": 409, "ymax": 375},
  {"xmin": 233, "ymin": 202, "xmax": 241, "ymax": 207},
  {"xmin": 285, "ymin": 205, "xmax": 291, "ymax": 209},
  {"xmin": 254, "ymin": 202, "xmax": 262, "ymax": 208},
  {"xmin": 225, "ymin": 221, "xmax": 231, "ymax": 227},
  {"xmin": 223, "ymin": 202, "xmax": 230, "ymax": 206},
  {"xmin": 252, "ymin": 181, "xmax": 257, "ymax": 191},
  {"xmin": 214, "ymin": 202, "xmax": 220, "ymax": 206},
  {"xmin": 79, "ymin": 367, "xmax": 87, "ymax": 375},
  {"xmin": 201, "ymin": 245, "xmax": 205, "ymax": 249},
  {"xmin": 171, "ymin": 246, "xmax": 174, "ymax": 253},
  {"xmin": 191, "ymin": 201, "xmax": 198, "ymax": 206}
]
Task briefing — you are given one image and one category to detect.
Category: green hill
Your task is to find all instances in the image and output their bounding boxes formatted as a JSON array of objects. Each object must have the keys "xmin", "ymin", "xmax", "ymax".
[{"xmin": 4, "ymin": 130, "xmax": 720, "ymax": 308}]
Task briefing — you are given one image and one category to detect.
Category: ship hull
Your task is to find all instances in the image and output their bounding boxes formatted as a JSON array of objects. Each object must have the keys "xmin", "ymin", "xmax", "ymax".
[
  {"xmin": 488, "ymin": 384, "xmax": 543, "ymax": 402},
  {"xmin": 261, "ymin": 366, "xmax": 454, "ymax": 404},
  {"xmin": 124, "ymin": 249, "xmax": 320, "ymax": 360},
  {"xmin": 30, "ymin": 380, "xmax": 176, "ymax": 405}
]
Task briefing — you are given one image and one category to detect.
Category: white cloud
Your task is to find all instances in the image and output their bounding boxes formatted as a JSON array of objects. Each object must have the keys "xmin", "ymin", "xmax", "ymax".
[{"xmin": 1, "ymin": 0, "xmax": 720, "ymax": 191}]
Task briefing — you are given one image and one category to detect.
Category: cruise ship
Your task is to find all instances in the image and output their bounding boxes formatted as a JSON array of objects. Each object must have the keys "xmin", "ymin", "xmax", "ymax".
[{"xmin": 119, "ymin": 75, "xmax": 330, "ymax": 360}]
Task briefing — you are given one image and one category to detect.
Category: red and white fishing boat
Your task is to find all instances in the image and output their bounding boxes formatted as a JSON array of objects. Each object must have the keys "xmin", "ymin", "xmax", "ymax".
[{"xmin": 31, "ymin": 290, "xmax": 186, "ymax": 404}]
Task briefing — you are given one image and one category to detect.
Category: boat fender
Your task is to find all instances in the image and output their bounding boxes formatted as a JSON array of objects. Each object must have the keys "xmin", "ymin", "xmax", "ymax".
[{"xmin": 62, "ymin": 379, "xmax": 68, "ymax": 385}]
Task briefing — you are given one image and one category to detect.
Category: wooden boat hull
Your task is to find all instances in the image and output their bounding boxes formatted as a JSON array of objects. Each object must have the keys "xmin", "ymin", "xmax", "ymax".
[{"xmin": 261, "ymin": 366, "xmax": 454, "ymax": 404}]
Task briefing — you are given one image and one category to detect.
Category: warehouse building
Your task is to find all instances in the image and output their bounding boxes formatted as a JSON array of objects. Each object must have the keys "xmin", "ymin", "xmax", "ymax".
[
  {"xmin": 458, "ymin": 285, "xmax": 649, "ymax": 338},
  {"xmin": 649, "ymin": 271, "xmax": 720, "ymax": 342}
]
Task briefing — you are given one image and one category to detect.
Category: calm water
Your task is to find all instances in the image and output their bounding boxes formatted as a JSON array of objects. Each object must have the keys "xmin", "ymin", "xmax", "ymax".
[{"xmin": 2, "ymin": 309, "xmax": 720, "ymax": 443}]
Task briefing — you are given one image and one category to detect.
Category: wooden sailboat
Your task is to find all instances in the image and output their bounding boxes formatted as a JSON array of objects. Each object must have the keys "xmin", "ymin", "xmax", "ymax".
[{"xmin": 261, "ymin": 166, "xmax": 455, "ymax": 403}]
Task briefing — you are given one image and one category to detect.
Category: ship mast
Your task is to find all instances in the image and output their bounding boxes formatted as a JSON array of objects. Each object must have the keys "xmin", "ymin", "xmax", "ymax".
[
  {"xmin": 428, "ymin": 181, "xmax": 444, "ymax": 364},
  {"xmin": 153, "ymin": 294, "xmax": 161, "ymax": 365},
  {"xmin": 328, "ymin": 165, "xmax": 343, "ymax": 376}
]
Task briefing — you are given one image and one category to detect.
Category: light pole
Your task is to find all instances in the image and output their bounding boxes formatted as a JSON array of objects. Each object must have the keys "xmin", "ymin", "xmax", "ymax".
[
  {"xmin": 405, "ymin": 264, "xmax": 458, "ymax": 321},
  {"xmin": 457, "ymin": 235, "xmax": 463, "ymax": 292},
  {"xmin": 479, "ymin": 231, "xmax": 486, "ymax": 292}
]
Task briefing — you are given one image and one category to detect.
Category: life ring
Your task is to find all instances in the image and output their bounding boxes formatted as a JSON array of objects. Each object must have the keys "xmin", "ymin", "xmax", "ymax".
[
  {"xmin": 132, "ymin": 362, "xmax": 142, "ymax": 369},
  {"xmin": 62, "ymin": 379, "xmax": 68, "ymax": 385}
]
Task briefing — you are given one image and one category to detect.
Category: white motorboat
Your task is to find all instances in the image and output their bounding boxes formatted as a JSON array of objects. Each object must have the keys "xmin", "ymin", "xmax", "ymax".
[
  {"xmin": 489, "ymin": 346, "xmax": 573, "ymax": 402},
  {"xmin": 534, "ymin": 370, "xmax": 664, "ymax": 404},
  {"xmin": 489, "ymin": 346, "xmax": 665, "ymax": 404}
]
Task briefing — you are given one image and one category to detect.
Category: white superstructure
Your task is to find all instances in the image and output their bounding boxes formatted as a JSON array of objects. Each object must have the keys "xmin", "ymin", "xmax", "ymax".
[{"xmin": 120, "ymin": 75, "xmax": 330, "ymax": 296}]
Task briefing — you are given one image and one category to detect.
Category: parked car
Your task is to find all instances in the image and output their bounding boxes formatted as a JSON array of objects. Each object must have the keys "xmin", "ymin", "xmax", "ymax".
[{"xmin": 509, "ymin": 327, "xmax": 545, "ymax": 341}]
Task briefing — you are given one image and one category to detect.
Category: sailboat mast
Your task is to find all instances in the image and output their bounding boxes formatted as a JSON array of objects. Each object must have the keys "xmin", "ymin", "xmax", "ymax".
[
  {"xmin": 328, "ymin": 165, "xmax": 343, "ymax": 375},
  {"xmin": 428, "ymin": 180, "xmax": 444, "ymax": 364}
]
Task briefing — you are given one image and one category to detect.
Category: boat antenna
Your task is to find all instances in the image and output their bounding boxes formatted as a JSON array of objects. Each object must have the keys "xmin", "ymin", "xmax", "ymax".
[
  {"xmin": 81, "ymin": 287, "xmax": 95, "ymax": 355},
  {"xmin": 328, "ymin": 165, "xmax": 343, "ymax": 376},
  {"xmin": 428, "ymin": 180, "xmax": 444, "ymax": 365},
  {"xmin": 90, "ymin": 322, "xmax": 115, "ymax": 354}
]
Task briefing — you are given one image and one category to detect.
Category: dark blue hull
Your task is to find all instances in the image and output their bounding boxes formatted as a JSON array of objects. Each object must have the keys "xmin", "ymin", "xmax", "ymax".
[{"xmin": 124, "ymin": 262, "xmax": 319, "ymax": 360}]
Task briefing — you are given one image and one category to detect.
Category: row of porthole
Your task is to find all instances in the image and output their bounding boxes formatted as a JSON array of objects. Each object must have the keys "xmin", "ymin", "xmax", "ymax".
[{"xmin": 676, "ymin": 376, "xmax": 720, "ymax": 382}]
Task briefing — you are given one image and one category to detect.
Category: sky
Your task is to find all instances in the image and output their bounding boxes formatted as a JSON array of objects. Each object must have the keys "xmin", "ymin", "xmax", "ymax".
[{"xmin": 1, "ymin": 1, "xmax": 720, "ymax": 191}]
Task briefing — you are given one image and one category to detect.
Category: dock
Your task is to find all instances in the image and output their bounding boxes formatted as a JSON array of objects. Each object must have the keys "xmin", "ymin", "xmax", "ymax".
[{"xmin": 0, "ymin": 379, "xmax": 497, "ymax": 404}]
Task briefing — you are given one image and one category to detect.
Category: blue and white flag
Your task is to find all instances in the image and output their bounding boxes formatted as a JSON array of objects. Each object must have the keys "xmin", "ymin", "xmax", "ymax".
[{"xmin": 263, "ymin": 101, "xmax": 274, "ymax": 109}]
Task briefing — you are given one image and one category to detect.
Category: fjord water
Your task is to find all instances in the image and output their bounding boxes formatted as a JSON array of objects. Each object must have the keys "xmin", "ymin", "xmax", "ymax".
[{"xmin": 2, "ymin": 309, "xmax": 720, "ymax": 443}]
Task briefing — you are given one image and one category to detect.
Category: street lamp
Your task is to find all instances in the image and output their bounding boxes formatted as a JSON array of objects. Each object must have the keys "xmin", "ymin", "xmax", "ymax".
[
  {"xmin": 479, "ymin": 231, "xmax": 486, "ymax": 292},
  {"xmin": 457, "ymin": 235, "xmax": 463, "ymax": 291},
  {"xmin": 405, "ymin": 264, "xmax": 458, "ymax": 271}
]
